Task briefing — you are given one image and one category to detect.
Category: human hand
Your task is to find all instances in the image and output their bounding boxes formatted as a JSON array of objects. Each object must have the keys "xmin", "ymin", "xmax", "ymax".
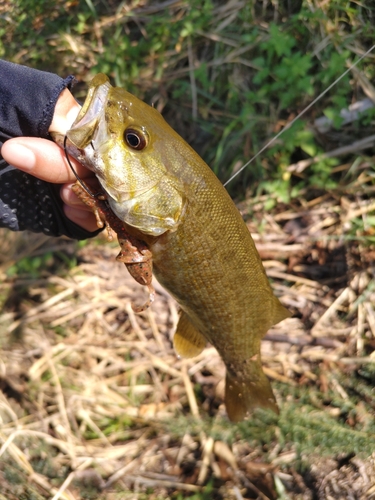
[{"xmin": 1, "ymin": 88, "xmax": 99, "ymax": 233}]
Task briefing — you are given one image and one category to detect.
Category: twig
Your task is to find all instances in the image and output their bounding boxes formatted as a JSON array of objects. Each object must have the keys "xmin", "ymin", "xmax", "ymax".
[
  {"xmin": 198, "ymin": 436, "xmax": 214, "ymax": 485},
  {"xmin": 181, "ymin": 362, "xmax": 200, "ymax": 418},
  {"xmin": 264, "ymin": 332, "xmax": 344, "ymax": 348},
  {"xmin": 287, "ymin": 135, "xmax": 375, "ymax": 174},
  {"xmin": 147, "ymin": 307, "xmax": 165, "ymax": 351},
  {"xmin": 314, "ymin": 98, "xmax": 375, "ymax": 134},
  {"xmin": 126, "ymin": 473, "xmax": 201, "ymax": 492},
  {"xmin": 311, "ymin": 287, "xmax": 352, "ymax": 335}
]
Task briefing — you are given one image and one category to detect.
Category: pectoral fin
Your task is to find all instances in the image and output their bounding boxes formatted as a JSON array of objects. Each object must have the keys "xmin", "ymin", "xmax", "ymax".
[{"xmin": 173, "ymin": 311, "xmax": 207, "ymax": 358}]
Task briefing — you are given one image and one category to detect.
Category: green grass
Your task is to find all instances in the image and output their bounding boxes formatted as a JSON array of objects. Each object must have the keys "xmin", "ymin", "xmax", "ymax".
[
  {"xmin": 2, "ymin": 0, "xmax": 375, "ymax": 200},
  {"xmin": 163, "ymin": 391, "xmax": 375, "ymax": 462}
]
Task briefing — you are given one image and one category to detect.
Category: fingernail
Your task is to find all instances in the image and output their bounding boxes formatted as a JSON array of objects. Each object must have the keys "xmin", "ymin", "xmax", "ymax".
[{"xmin": 2, "ymin": 142, "xmax": 36, "ymax": 170}]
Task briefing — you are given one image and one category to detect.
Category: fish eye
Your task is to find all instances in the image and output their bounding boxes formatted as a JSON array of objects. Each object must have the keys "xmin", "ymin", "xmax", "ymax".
[{"xmin": 124, "ymin": 128, "xmax": 148, "ymax": 150}]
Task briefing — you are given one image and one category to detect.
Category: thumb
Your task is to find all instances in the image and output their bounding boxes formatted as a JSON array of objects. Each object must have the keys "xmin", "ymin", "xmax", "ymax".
[
  {"xmin": 49, "ymin": 88, "xmax": 81, "ymax": 134},
  {"xmin": 1, "ymin": 137, "xmax": 91, "ymax": 183}
]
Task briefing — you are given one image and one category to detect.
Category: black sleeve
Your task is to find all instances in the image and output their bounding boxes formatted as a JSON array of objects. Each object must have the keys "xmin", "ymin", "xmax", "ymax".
[{"xmin": 0, "ymin": 60, "xmax": 98, "ymax": 239}]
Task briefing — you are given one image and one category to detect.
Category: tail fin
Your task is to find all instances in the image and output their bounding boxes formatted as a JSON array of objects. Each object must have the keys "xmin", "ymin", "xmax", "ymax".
[{"xmin": 225, "ymin": 370, "xmax": 279, "ymax": 422}]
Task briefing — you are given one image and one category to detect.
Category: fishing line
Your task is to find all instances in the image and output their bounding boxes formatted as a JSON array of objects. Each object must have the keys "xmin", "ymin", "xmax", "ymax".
[
  {"xmin": 63, "ymin": 135, "xmax": 99, "ymax": 198},
  {"xmin": 224, "ymin": 44, "xmax": 375, "ymax": 187}
]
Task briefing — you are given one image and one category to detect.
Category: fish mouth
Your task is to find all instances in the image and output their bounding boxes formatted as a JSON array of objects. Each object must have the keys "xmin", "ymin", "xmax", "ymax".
[
  {"xmin": 66, "ymin": 74, "xmax": 112, "ymax": 150},
  {"xmin": 51, "ymin": 74, "xmax": 113, "ymax": 172}
]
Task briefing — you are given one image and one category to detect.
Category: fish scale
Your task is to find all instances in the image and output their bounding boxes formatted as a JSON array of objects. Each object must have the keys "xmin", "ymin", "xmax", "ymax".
[
  {"xmin": 150, "ymin": 169, "xmax": 288, "ymax": 421},
  {"xmin": 54, "ymin": 73, "xmax": 290, "ymax": 422}
]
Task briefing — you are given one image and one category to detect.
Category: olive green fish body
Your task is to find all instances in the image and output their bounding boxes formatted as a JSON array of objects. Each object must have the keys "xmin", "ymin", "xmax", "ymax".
[
  {"xmin": 58, "ymin": 74, "xmax": 290, "ymax": 422},
  {"xmin": 147, "ymin": 146, "xmax": 288, "ymax": 421}
]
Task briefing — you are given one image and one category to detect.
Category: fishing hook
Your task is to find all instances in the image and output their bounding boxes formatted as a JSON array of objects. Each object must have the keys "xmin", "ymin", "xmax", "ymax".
[{"xmin": 63, "ymin": 135, "xmax": 100, "ymax": 198}]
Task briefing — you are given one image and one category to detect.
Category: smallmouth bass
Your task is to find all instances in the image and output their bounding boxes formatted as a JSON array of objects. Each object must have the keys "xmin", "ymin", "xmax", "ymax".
[{"xmin": 54, "ymin": 74, "xmax": 290, "ymax": 422}]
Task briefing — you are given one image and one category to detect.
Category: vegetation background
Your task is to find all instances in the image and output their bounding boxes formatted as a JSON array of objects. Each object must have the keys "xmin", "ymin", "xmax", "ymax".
[{"xmin": 0, "ymin": 0, "xmax": 375, "ymax": 498}]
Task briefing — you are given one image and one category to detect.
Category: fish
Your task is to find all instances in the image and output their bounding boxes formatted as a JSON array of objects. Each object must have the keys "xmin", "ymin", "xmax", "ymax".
[{"xmin": 53, "ymin": 73, "xmax": 290, "ymax": 422}]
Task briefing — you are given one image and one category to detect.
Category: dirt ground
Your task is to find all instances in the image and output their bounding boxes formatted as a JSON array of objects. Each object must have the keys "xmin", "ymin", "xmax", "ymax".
[{"xmin": 0, "ymin": 188, "xmax": 374, "ymax": 499}]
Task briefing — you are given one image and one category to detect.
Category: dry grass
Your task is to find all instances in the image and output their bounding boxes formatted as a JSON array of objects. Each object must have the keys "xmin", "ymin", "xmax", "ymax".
[
  {"xmin": 1, "ymin": 2, "xmax": 375, "ymax": 497},
  {"xmin": 0, "ymin": 176, "xmax": 374, "ymax": 499}
]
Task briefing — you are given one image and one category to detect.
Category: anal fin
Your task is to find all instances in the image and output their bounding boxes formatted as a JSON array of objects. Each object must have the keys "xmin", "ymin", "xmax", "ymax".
[
  {"xmin": 173, "ymin": 311, "xmax": 207, "ymax": 358},
  {"xmin": 272, "ymin": 297, "xmax": 291, "ymax": 326}
]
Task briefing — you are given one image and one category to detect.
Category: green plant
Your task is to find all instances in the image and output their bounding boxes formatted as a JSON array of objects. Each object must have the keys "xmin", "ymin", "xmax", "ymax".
[
  {"xmin": 6, "ymin": 252, "xmax": 54, "ymax": 278},
  {"xmin": 3, "ymin": 1, "xmax": 375, "ymax": 201}
]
